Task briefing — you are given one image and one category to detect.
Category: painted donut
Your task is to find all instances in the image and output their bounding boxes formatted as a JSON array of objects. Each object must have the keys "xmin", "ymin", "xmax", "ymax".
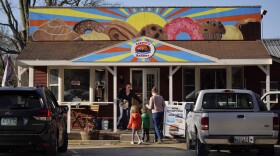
[
  {"xmin": 73, "ymin": 20, "xmax": 105, "ymax": 35},
  {"xmin": 164, "ymin": 17, "xmax": 203, "ymax": 40}
]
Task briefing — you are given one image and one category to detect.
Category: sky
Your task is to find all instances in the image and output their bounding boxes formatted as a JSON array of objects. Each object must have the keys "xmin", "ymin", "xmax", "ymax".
[{"xmin": 1, "ymin": 0, "xmax": 279, "ymax": 39}]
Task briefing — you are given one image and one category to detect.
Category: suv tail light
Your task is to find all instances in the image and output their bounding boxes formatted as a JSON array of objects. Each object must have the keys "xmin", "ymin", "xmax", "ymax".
[
  {"xmin": 33, "ymin": 109, "xmax": 51, "ymax": 121},
  {"xmin": 201, "ymin": 117, "xmax": 209, "ymax": 130},
  {"xmin": 273, "ymin": 117, "xmax": 279, "ymax": 130}
]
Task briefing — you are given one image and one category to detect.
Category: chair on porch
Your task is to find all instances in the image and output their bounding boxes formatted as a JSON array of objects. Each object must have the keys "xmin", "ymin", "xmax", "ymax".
[{"xmin": 82, "ymin": 104, "xmax": 100, "ymax": 131}]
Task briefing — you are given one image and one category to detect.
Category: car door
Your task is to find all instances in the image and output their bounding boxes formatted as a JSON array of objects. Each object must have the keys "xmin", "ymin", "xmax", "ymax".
[{"xmin": 45, "ymin": 90, "xmax": 65, "ymax": 144}]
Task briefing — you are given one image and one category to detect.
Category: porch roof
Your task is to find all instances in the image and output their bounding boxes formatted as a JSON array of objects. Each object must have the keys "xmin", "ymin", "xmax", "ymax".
[{"xmin": 17, "ymin": 40, "xmax": 271, "ymax": 66}]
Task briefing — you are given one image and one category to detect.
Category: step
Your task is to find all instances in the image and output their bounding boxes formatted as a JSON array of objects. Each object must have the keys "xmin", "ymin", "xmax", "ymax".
[{"xmin": 120, "ymin": 134, "xmax": 186, "ymax": 144}]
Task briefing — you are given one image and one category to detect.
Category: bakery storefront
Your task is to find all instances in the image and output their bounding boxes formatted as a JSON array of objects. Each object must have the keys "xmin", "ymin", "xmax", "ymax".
[{"xmin": 17, "ymin": 6, "xmax": 272, "ymax": 132}]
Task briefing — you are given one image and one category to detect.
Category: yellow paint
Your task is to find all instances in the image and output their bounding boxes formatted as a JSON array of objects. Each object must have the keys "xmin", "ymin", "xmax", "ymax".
[
  {"xmin": 30, "ymin": 8, "xmax": 119, "ymax": 21},
  {"xmin": 133, "ymin": 8, "xmax": 136, "ymax": 12},
  {"xmin": 142, "ymin": 37, "xmax": 145, "ymax": 41},
  {"xmin": 127, "ymin": 41, "xmax": 134, "ymax": 46},
  {"xmin": 126, "ymin": 12, "xmax": 167, "ymax": 31},
  {"xmin": 154, "ymin": 53, "xmax": 188, "ymax": 62},
  {"xmin": 119, "ymin": 8, "xmax": 130, "ymax": 16},
  {"xmin": 156, "ymin": 8, "xmax": 159, "ymax": 13},
  {"xmin": 141, "ymin": 59, "xmax": 145, "ymax": 62},
  {"xmin": 96, "ymin": 53, "xmax": 131, "ymax": 62},
  {"xmin": 152, "ymin": 41, "xmax": 158, "ymax": 45},
  {"xmin": 162, "ymin": 8, "xmax": 174, "ymax": 17},
  {"xmin": 148, "ymin": 8, "xmax": 151, "ymax": 11},
  {"xmin": 187, "ymin": 8, "xmax": 236, "ymax": 18}
]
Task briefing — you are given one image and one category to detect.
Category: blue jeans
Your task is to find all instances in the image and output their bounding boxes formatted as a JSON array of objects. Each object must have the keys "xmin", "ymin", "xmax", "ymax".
[
  {"xmin": 152, "ymin": 111, "xmax": 164, "ymax": 140},
  {"xmin": 117, "ymin": 107, "xmax": 130, "ymax": 128}
]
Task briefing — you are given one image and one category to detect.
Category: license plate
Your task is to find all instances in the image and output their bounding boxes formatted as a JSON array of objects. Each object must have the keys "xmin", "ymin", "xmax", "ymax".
[
  {"xmin": 1, "ymin": 118, "xmax": 17, "ymax": 126},
  {"xmin": 234, "ymin": 136, "xmax": 249, "ymax": 143}
]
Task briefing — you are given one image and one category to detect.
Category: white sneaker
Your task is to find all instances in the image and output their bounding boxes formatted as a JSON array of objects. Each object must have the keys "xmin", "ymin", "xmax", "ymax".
[
  {"xmin": 138, "ymin": 140, "xmax": 143, "ymax": 145},
  {"xmin": 130, "ymin": 141, "xmax": 135, "ymax": 144}
]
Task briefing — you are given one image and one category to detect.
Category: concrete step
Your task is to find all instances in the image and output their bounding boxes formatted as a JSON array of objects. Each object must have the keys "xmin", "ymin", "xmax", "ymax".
[{"xmin": 120, "ymin": 134, "xmax": 186, "ymax": 144}]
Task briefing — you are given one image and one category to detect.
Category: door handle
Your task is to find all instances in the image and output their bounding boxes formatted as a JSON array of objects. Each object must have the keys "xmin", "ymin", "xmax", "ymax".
[{"xmin": 237, "ymin": 115, "xmax": 245, "ymax": 118}]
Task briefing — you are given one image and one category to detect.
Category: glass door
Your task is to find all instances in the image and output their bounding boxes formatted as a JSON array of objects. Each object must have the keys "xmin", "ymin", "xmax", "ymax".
[{"xmin": 131, "ymin": 68, "xmax": 159, "ymax": 105}]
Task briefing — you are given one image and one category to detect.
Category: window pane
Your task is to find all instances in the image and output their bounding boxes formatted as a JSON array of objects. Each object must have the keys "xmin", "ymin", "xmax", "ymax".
[
  {"xmin": 202, "ymin": 93, "xmax": 253, "ymax": 109},
  {"xmin": 95, "ymin": 69, "xmax": 105, "ymax": 101},
  {"xmin": 50, "ymin": 69, "xmax": 58, "ymax": 84},
  {"xmin": 64, "ymin": 69, "xmax": 89, "ymax": 102},
  {"xmin": 50, "ymin": 86, "xmax": 58, "ymax": 100},
  {"xmin": 232, "ymin": 67, "xmax": 244, "ymax": 89}
]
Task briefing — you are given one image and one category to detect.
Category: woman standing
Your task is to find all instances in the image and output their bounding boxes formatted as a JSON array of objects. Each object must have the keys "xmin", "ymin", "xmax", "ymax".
[
  {"xmin": 117, "ymin": 82, "xmax": 142, "ymax": 129},
  {"xmin": 146, "ymin": 87, "xmax": 166, "ymax": 143}
]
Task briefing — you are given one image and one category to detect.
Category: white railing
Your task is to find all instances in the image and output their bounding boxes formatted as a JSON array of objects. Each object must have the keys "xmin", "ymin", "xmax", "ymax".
[{"xmin": 59, "ymin": 102, "xmax": 114, "ymax": 133}]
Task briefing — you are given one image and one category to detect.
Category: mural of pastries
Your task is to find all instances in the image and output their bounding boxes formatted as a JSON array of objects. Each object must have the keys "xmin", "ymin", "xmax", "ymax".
[
  {"xmin": 164, "ymin": 17, "xmax": 203, "ymax": 40},
  {"xmin": 73, "ymin": 20, "xmax": 105, "ymax": 35},
  {"xmin": 199, "ymin": 20, "xmax": 226, "ymax": 40},
  {"xmin": 137, "ymin": 24, "xmax": 167, "ymax": 40},
  {"xmin": 222, "ymin": 25, "xmax": 243, "ymax": 40},
  {"xmin": 104, "ymin": 20, "xmax": 139, "ymax": 40},
  {"xmin": 236, "ymin": 18, "xmax": 261, "ymax": 40},
  {"xmin": 80, "ymin": 30, "xmax": 110, "ymax": 40},
  {"xmin": 31, "ymin": 18, "xmax": 81, "ymax": 41}
]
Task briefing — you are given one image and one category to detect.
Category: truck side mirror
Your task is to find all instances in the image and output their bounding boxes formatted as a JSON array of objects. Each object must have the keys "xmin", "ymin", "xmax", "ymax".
[{"xmin": 185, "ymin": 103, "xmax": 193, "ymax": 111}]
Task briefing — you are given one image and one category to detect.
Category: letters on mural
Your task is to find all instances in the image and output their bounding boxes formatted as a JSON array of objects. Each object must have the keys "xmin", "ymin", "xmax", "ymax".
[{"xmin": 29, "ymin": 7, "xmax": 261, "ymax": 41}]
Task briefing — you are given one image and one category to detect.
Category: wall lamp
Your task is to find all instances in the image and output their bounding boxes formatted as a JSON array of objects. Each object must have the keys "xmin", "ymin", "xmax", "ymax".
[{"xmin": 261, "ymin": 10, "xmax": 267, "ymax": 19}]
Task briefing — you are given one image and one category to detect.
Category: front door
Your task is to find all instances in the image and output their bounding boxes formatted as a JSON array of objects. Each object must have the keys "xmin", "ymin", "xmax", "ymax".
[
  {"xmin": 200, "ymin": 69, "xmax": 226, "ymax": 89},
  {"xmin": 130, "ymin": 68, "xmax": 159, "ymax": 105}
]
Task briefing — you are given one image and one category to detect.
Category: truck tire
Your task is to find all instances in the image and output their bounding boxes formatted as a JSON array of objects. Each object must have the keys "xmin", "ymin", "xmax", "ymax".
[
  {"xmin": 195, "ymin": 135, "xmax": 208, "ymax": 156},
  {"xmin": 259, "ymin": 145, "xmax": 274, "ymax": 156},
  {"xmin": 58, "ymin": 129, "xmax": 68, "ymax": 153}
]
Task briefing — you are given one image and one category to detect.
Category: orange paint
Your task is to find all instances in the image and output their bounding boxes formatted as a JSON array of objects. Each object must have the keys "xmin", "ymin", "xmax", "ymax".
[
  {"xmin": 131, "ymin": 57, "xmax": 138, "ymax": 62},
  {"xmin": 29, "ymin": 20, "xmax": 77, "ymax": 26},
  {"xmin": 95, "ymin": 8, "xmax": 127, "ymax": 18},
  {"xmin": 149, "ymin": 57, "xmax": 158, "ymax": 62},
  {"xmin": 166, "ymin": 8, "xmax": 190, "ymax": 19},
  {"xmin": 156, "ymin": 45, "xmax": 180, "ymax": 51},
  {"xmin": 196, "ymin": 13, "xmax": 261, "ymax": 23},
  {"xmin": 99, "ymin": 47, "xmax": 130, "ymax": 53},
  {"xmin": 128, "ymin": 8, "xmax": 132, "ymax": 14},
  {"xmin": 160, "ymin": 8, "xmax": 166, "ymax": 14}
]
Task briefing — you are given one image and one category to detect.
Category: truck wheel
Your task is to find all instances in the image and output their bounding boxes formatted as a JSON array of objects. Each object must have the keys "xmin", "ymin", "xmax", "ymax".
[
  {"xmin": 195, "ymin": 135, "xmax": 208, "ymax": 156},
  {"xmin": 186, "ymin": 128, "xmax": 190, "ymax": 150},
  {"xmin": 259, "ymin": 145, "xmax": 274, "ymax": 156},
  {"xmin": 58, "ymin": 129, "xmax": 68, "ymax": 153}
]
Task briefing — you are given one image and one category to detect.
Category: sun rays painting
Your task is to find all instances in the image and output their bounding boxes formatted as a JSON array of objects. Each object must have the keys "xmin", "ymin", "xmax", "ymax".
[{"xmin": 29, "ymin": 7, "xmax": 261, "ymax": 41}]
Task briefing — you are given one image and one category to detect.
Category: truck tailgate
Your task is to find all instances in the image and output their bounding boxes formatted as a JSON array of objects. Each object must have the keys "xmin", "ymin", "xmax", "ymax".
[{"xmin": 208, "ymin": 112, "xmax": 274, "ymax": 135}]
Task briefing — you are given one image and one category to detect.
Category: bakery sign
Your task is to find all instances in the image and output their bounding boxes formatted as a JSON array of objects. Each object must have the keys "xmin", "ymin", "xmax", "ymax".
[{"xmin": 131, "ymin": 41, "xmax": 155, "ymax": 59}]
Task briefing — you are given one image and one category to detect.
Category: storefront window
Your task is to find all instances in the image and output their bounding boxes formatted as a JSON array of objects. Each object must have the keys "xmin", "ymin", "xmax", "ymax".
[
  {"xmin": 64, "ymin": 69, "xmax": 89, "ymax": 102},
  {"xmin": 95, "ymin": 69, "xmax": 105, "ymax": 101},
  {"xmin": 49, "ymin": 69, "xmax": 58, "ymax": 99},
  {"xmin": 232, "ymin": 67, "xmax": 244, "ymax": 89},
  {"xmin": 183, "ymin": 68, "xmax": 195, "ymax": 102}
]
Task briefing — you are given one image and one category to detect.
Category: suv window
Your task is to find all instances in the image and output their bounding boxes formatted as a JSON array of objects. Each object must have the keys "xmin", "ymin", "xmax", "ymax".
[
  {"xmin": 202, "ymin": 93, "xmax": 253, "ymax": 109},
  {"xmin": 45, "ymin": 89, "xmax": 59, "ymax": 109},
  {"xmin": 0, "ymin": 91, "xmax": 42, "ymax": 110}
]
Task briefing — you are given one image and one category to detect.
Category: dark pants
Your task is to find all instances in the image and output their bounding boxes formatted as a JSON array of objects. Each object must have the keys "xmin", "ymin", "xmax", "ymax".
[
  {"xmin": 152, "ymin": 111, "xmax": 164, "ymax": 140},
  {"xmin": 142, "ymin": 128, "xmax": 150, "ymax": 141}
]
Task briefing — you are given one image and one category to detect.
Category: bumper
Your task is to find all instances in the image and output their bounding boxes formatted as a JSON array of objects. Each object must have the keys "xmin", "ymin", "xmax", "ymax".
[
  {"xmin": 203, "ymin": 135, "xmax": 278, "ymax": 145},
  {"xmin": 0, "ymin": 131, "xmax": 51, "ymax": 148}
]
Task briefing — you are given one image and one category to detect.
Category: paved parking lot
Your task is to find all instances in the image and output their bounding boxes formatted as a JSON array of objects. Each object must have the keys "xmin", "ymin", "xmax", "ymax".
[{"xmin": 0, "ymin": 144, "xmax": 279, "ymax": 156}]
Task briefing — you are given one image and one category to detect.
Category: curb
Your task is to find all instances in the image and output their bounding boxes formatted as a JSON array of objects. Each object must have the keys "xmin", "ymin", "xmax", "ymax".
[{"xmin": 69, "ymin": 140, "xmax": 120, "ymax": 146}]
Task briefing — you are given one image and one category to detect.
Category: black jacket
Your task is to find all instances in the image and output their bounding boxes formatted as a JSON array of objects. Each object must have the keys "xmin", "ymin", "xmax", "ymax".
[{"xmin": 117, "ymin": 88, "xmax": 142, "ymax": 108}]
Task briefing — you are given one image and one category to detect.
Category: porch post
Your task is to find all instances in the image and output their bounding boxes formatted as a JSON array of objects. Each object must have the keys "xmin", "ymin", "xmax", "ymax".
[
  {"xmin": 113, "ymin": 66, "xmax": 117, "ymax": 133},
  {"xmin": 58, "ymin": 67, "xmax": 64, "ymax": 103},
  {"xmin": 28, "ymin": 66, "xmax": 34, "ymax": 87},
  {"xmin": 258, "ymin": 65, "xmax": 271, "ymax": 110},
  {"xmin": 106, "ymin": 66, "xmax": 117, "ymax": 132},
  {"xmin": 169, "ymin": 66, "xmax": 173, "ymax": 104},
  {"xmin": 266, "ymin": 65, "xmax": 270, "ymax": 110},
  {"xmin": 90, "ymin": 67, "xmax": 95, "ymax": 103},
  {"xmin": 168, "ymin": 66, "xmax": 181, "ymax": 104}
]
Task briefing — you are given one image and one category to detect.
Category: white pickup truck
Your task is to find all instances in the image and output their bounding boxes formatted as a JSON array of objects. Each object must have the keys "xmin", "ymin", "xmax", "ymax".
[{"xmin": 185, "ymin": 89, "xmax": 279, "ymax": 156}]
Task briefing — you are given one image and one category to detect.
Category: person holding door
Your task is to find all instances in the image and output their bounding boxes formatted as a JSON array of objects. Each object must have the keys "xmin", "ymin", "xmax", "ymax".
[
  {"xmin": 146, "ymin": 87, "xmax": 166, "ymax": 143},
  {"xmin": 117, "ymin": 82, "xmax": 142, "ymax": 129}
]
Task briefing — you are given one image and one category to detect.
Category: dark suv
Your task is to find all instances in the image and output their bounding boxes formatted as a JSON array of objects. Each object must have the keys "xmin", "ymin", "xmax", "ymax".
[{"xmin": 0, "ymin": 86, "xmax": 68, "ymax": 155}]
